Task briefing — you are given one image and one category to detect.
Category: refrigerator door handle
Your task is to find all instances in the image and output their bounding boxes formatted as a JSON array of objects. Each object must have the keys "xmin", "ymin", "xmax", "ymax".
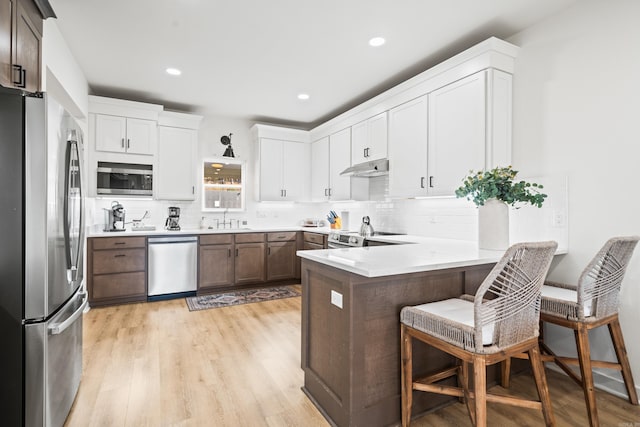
[
  {"xmin": 63, "ymin": 133, "xmax": 84, "ymax": 285},
  {"xmin": 48, "ymin": 292, "xmax": 87, "ymax": 335}
]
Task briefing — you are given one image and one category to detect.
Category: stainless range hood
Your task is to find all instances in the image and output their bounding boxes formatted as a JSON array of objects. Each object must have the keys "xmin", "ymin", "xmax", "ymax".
[{"xmin": 340, "ymin": 158, "xmax": 389, "ymax": 177}]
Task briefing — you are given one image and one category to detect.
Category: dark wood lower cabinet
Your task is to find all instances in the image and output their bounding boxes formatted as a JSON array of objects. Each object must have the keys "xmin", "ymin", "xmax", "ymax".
[
  {"xmin": 198, "ymin": 234, "xmax": 234, "ymax": 291},
  {"xmin": 234, "ymin": 242, "xmax": 266, "ymax": 285},
  {"xmin": 267, "ymin": 241, "xmax": 296, "ymax": 281},
  {"xmin": 87, "ymin": 237, "xmax": 147, "ymax": 307},
  {"xmin": 302, "ymin": 232, "xmax": 326, "ymax": 249},
  {"xmin": 89, "ymin": 231, "xmax": 306, "ymax": 304},
  {"xmin": 91, "ymin": 272, "xmax": 146, "ymax": 301}
]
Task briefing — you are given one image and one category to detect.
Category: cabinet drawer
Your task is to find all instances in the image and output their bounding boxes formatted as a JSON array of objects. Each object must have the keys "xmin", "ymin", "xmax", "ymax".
[
  {"xmin": 267, "ymin": 231, "xmax": 297, "ymax": 242},
  {"xmin": 235, "ymin": 233, "xmax": 265, "ymax": 243},
  {"xmin": 92, "ymin": 236, "xmax": 146, "ymax": 250},
  {"xmin": 303, "ymin": 232, "xmax": 325, "ymax": 245},
  {"xmin": 93, "ymin": 248, "xmax": 146, "ymax": 275},
  {"xmin": 200, "ymin": 234, "xmax": 233, "ymax": 245},
  {"xmin": 92, "ymin": 272, "xmax": 146, "ymax": 300},
  {"xmin": 303, "ymin": 242, "xmax": 324, "ymax": 251}
]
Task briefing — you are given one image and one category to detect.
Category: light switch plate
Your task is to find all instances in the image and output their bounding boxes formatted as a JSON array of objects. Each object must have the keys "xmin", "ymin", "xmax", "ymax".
[{"xmin": 331, "ymin": 290, "xmax": 343, "ymax": 309}]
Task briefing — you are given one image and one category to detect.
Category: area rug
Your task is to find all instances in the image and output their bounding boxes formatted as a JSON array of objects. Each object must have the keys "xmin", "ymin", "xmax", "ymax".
[{"xmin": 185, "ymin": 286, "xmax": 300, "ymax": 311}]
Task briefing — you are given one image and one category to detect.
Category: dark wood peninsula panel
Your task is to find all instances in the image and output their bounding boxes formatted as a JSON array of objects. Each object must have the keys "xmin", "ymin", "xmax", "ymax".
[{"xmin": 300, "ymin": 258, "xmax": 497, "ymax": 427}]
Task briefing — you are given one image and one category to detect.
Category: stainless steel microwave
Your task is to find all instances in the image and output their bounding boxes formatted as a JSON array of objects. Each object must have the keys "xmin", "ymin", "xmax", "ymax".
[{"xmin": 96, "ymin": 161, "xmax": 153, "ymax": 196}]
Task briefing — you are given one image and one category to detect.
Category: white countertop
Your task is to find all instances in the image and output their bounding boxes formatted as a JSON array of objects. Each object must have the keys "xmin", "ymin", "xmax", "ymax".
[
  {"xmin": 88, "ymin": 226, "xmax": 332, "ymax": 237},
  {"xmin": 297, "ymin": 237, "xmax": 564, "ymax": 278}
]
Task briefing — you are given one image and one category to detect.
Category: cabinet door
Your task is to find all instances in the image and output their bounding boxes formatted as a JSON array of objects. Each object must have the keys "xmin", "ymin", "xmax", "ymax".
[
  {"xmin": 351, "ymin": 119, "xmax": 368, "ymax": 164},
  {"xmin": 267, "ymin": 241, "xmax": 296, "ymax": 281},
  {"xmin": 95, "ymin": 114, "xmax": 127, "ymax": 153},
  {"xmin": 199, "ymin": 244, "xmax": 234, "ymax": 290},
  {"xmin": 388, "ymin": 95, "xmax": 429, "ymax": 198},
  {"xmin": 282, "ymin": 140, "xmax": 309, "ymax": 201},
  {"xmin": 157, "ymin": 126, "xmax": 196, "ymax": 200},
  {"xmin": 329, "ymin": 128, "xmax": 351, "ymax": 200},
  {"xmin": 310, "ymin": 137, "xmax": 329, "ymax": 201},
  {"xmin": 126, "ymin": 118, "xmax": 156, "ymax": 155},
  {"xmin": 14, "ymin": 0, "xmax": 41, "ymax": 93},
  {"xmin": 235, "ymin": 242, "xmax": 265, "ymax": 285},
  {"xmin": 0, "ymin": 0, "xmax": 12, "ymax": 88},
  {"xmin": 367, "ymin": 112, "xmax": 388, "ymax": 161},
  {"xmin": 258, "ymin": 138, "xmax": 284, "ymax": 201},
  {"xmin": 428, "ymin": 71, "xmax": 486, "ymax": 196}
]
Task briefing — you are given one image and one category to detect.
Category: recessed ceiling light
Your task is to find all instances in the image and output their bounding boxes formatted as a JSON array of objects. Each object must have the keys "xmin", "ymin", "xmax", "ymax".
[
  {"xmin": 166, "ymin": 68, "xmax": 182, "ymax": 76},
  {"xmin": 297, "ymin": 93, "xmax": 310, "ymax": 100},
  {"xmin": 369, "ymin": 37, "xmax": 386, "ymax": 47}
]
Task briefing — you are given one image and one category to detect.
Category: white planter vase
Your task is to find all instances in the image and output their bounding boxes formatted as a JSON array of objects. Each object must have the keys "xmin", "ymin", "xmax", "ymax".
[{"xmin": 478, "ymin": 199, "xmax": 509, "ymax": 250}]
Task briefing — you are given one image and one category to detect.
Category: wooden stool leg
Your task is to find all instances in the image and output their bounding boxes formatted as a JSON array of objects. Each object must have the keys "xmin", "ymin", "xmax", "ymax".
[
  {"xmin": 501, "ymin": 358, "xmax": 512, "ymax": 389},
  {"xmin": 608, "ymin": 317, "xmax": 639, "ymax": 405},
  {"xmin": 575, "ymin": 324, "xmax": 599, "ymax": 427},
  {"xmin": 473, "ymin": 354, "xmax": 487, "ymax": 427},
  {"xmin": 528, "ymin": 345, "xmax": 556, "ymax": 427},
  {"xmin": 401, "ymin": 325, "xmax": 413, "ymax": 427}
]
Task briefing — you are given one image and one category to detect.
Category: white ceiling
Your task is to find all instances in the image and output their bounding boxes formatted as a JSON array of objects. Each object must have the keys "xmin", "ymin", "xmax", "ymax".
[{"xmin": 50, "ymin": 0, "xmax": 577, "ymax": 129}]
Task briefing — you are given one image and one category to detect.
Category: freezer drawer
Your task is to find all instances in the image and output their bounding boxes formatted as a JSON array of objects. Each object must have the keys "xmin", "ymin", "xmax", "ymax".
[
  {"xmin": 148, "ymin": 236, "xmax": 197, "ymax": 296},
  {"xmin": 25, "ymin": 290, "xmax": 87, "ymax": 427}
]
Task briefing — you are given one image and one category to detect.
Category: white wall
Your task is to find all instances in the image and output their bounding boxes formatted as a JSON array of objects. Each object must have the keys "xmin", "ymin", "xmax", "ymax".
[
  {"xmin": 42, "ymin": 19, "xmax": 89, "ymax": 120},
  {"xmin": 508, "ymin": 0, "xmax": 640, "ymax": 396}
]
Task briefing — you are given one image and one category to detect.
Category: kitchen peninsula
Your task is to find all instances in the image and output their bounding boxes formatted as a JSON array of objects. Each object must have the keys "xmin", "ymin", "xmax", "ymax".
[{"xmin": 296, "ymin": 239, "xmax": 541, "ymax": 427}]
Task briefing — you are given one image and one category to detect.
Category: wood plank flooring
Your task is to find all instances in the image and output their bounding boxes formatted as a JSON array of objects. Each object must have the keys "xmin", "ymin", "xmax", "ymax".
[{"xmin": 66, "ymin": 290, "xmax": 640, "ymax": 426}]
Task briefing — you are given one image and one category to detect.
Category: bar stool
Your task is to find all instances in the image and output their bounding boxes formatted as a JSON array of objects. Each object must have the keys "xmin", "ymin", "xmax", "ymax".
[
  {"xmin": 400, "ymin": 241, "xmax": 558, "ymax": 427},
  {"xmin": 505, "ymin": 236, "xmax": 639, "ymax": 427}
]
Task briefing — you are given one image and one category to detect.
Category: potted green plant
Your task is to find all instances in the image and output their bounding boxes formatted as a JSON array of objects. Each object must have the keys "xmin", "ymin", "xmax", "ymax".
[{"xmin": 455, "ymin": 166, "xmax": 547, "ymax": 250}]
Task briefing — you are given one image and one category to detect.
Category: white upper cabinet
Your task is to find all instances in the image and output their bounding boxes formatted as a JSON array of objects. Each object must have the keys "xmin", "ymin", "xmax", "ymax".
[
  {"xmin": 389, "ymin": 69, "xmax": 509, "ymax": 198},
  {"xmin": 329, "ymin": 128, "xmax": 352, "ymax": 200},
  {"xmin": 310, "ymin": 129, "xmax": 352, "ymax": 201},
  {"xmin": 258, "ymin": 138, "xmax": 310, "ymax": 201},
  {"xmin": 156, "ymin": 126, "xmax": 198, "ymax": 200},
  {"xmin": 282, "ymin": 140, "xmax": 310, "ymax": 201},
  {"xmin": 427, "ymin": 71, "xmax": 487, "ymax": 196},
  {"xmin": 310, "ymin": 137, "xmax": 329, "ymax": 201},
  {"xmin": 388, "ymin": 95, "xmax": 429, "ymax": 198},
  {"xmin": 95, "ymin": 115, "xmax": 157, "ymax": 155},
  {"xmin": 351, "ymin": 112, "xmax": 387, "ymax": 164},
  {"xmin": 253, "ymin": 124, "xmax": 310, "ymax": 202},
  {"xmin": 156, "ymin": 112, "xmax": 202, "ymax": 200}
]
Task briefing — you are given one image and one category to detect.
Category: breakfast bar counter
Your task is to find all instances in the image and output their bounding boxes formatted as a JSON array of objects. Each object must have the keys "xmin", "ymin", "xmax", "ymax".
[{"xmin": 296, "ymin": 239, "xmax": 541, "ymax": 427}]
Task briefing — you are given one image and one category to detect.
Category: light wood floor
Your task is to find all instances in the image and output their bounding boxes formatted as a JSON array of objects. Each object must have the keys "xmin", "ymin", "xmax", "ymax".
[{"xmin": 66, "ymin": 290, "xmax": 640, "ymax": 427}]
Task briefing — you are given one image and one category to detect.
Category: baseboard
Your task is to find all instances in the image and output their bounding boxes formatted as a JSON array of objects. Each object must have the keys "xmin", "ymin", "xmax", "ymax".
[{"xmin": 545, "ymin": 363, "xmax": 639, "ymax": 400}]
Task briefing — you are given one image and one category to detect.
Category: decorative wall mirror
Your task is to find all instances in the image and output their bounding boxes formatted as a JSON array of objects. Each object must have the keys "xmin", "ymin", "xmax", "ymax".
[{"xmin": 202, "ymin": 157, "xmax": 245, "ymax": 211}]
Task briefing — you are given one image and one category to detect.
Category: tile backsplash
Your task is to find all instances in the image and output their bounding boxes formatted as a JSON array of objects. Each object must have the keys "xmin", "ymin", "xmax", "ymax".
[{"xmin": 88, "ymin": 174, "xmax": 568, "ymax": 251}]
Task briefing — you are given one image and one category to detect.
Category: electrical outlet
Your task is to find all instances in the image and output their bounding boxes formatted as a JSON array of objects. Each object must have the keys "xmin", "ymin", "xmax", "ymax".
[
  {"xmin": 331, "ymin": 290, "xmax": 343, "ymax": 309},
  {"xmin": 551, "ymin": 210, "xmax": 565, "ymax": 227}
]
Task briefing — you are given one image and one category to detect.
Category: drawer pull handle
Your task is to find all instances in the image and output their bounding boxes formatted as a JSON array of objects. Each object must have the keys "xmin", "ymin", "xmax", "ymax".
[
  {"xmin": 114, "ymin": 242, "xmax": 126, "ymax": 245},
  {"xmin": 114, "ymin": 254, "xmax": 126, "ymax": 258}
]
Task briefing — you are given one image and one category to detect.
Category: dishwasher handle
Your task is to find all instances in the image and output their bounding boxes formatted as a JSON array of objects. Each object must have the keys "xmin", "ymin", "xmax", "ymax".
[{"xmin": 148, "ymin": 236, "xmax": 198, "ymax": 244}]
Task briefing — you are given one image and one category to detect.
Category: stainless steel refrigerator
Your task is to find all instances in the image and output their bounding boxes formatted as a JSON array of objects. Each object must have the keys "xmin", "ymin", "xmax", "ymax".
[{"xmin": 0, "ymin": 87, "xmax": 86, "ymax": 427}]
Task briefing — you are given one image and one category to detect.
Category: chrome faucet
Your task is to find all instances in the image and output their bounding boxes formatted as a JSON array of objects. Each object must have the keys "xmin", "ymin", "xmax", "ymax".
[{"xmin": 216, "ymin": 209, "xmax": 234, "ymax": 229}]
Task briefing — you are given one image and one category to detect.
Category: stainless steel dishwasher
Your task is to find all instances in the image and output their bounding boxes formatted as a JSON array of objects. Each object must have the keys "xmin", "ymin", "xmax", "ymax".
[{"xmin": 148, "ymin": 235, "xmax": 198, "ymax": 298}]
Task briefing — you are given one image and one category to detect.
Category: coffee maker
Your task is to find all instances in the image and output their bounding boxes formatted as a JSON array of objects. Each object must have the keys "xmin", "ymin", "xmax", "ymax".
[
  {"xmin": 165, "ymin": 206, "xmax": 181, "ymax": 231},
  {"xmin": 104, "ymin": 201, "xmax": 126, "ymax": 232}
]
